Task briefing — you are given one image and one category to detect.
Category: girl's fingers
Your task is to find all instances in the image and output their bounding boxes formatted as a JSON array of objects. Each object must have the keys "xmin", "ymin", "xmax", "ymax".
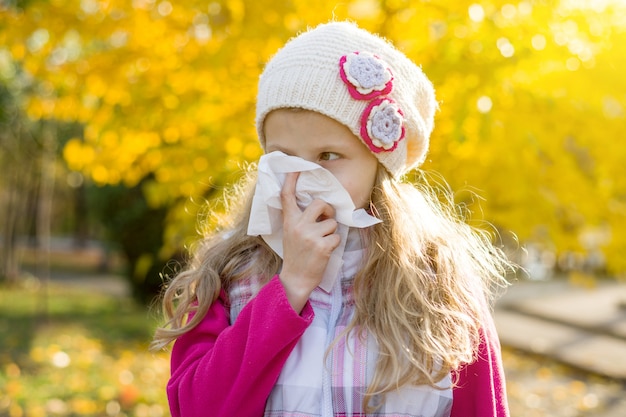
[
  {"xmin": 313, "ymin": 218, "xmax": 339, "ymax": 238},
  {"xmin": 302, "ymin": 199, "xmax": 337, "ymax": 224},
  {"xmin": 281, "ymin": 173, "xmax": 336, "ymax": 225},
  {"xmin": 280, "ymin": 172, "xmax": 301, "ymax": 216}
]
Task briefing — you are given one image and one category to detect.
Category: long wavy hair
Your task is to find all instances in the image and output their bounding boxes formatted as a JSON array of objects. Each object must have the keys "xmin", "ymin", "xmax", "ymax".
[{"xmin": 151, "ymin": 163, "xmax": 512, "ymax": 410}]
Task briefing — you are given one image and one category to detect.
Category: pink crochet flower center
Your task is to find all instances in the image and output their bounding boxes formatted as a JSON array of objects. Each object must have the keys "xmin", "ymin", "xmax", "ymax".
[
  {"xmin": 339, "ymin": 53, "xmax": 393, "ymax": 101},
  {"xmin": 360, "ymin": 98, "xmax": 406, "ymax": 154}
]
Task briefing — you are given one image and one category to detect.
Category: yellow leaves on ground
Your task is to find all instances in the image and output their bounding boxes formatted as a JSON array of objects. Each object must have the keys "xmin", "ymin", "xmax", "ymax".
[
  {"xmin": 0, "ymin": 284, "xmax": 170, "ymax": 417},
  {"xmin": 502, "ymin": 346, "xmax": 625, "ymax": 416}
]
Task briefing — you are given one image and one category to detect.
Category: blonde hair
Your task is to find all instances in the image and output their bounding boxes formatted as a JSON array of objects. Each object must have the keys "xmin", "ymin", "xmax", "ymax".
[{"xmin": 151, "ymin": 164, "xmax": 512, "ymax": 410}]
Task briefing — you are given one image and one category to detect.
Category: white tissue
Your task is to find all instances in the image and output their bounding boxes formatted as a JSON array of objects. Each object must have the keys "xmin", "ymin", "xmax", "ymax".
[{"xmin": 247, "ymin": 151, "xmax": 381, "ymax": 292}]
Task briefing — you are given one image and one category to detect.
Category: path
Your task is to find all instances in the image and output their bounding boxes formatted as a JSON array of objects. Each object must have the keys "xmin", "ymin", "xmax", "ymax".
[{"xmin": 494, "ymin": 278, "xmax": 626, "ymax": 416}]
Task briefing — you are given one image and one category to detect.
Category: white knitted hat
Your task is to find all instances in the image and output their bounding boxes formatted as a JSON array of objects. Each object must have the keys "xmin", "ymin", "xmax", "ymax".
[{"xmin": 256, "ymin": 21, "xmax": 437, "ymax": 178}]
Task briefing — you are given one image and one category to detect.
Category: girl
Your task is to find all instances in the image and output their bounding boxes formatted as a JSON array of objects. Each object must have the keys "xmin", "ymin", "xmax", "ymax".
[{"xmin": 152, "ymin": 21, "xmax": 512, "ymax": 417}]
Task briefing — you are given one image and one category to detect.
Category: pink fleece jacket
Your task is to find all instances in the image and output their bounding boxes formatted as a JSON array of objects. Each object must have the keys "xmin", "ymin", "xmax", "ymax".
[{"xmin": 167, "ymin": 276, "xmax": 509, "ymax": 417}]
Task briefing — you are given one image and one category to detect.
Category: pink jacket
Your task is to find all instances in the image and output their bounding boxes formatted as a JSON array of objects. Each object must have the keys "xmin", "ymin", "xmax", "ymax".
[{"xmin": 167, "ymin": 276, "xmax": 509, "ymax": 417}]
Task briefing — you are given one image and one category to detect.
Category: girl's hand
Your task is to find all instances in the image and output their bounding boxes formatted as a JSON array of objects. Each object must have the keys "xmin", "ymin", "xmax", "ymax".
[{"xmin": 279, "ymin": 172, "xmax": 341, "ymax": 313}]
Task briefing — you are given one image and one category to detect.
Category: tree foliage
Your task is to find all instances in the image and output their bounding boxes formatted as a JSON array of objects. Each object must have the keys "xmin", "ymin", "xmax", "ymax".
[{"xmin": 1, "ymin": 0, "xmax": 625, "ymax": 276}]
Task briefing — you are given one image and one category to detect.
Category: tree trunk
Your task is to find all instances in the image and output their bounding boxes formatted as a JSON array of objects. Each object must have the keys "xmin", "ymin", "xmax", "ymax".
[
  {"xmin": 37, "ymin": 122, "xmax": 57, "ymax": 319},
  {"xmin": 1, "ymin": 170, "xmax": 22, "ymax": 283}
]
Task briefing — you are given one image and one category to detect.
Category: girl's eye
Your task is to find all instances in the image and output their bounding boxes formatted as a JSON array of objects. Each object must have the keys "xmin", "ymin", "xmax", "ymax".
[{"xmin": 319, "ymin": 152, "xmax": 340, "ymax": 161}]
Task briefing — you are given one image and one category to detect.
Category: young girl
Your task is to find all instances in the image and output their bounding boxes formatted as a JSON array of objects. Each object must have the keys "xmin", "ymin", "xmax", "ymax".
[{"xmin": 152, "ymin": 21, "xmax": 512, "ymax": 417}]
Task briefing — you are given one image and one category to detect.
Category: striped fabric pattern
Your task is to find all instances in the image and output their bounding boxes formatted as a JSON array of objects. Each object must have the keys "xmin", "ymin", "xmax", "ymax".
[{"xmin": 228, "ymin": 230, "xmax": 452, "ymax": 417}]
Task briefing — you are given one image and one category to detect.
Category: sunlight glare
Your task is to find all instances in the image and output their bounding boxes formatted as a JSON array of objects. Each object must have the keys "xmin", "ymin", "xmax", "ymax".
[
  {"xmin": 51, "ymin": 351, "xmax": 71, "ymax": 368},
  {"xmin": 531, "ymin": 34, "xmax": 547, "ymax": 50},
  {"xmin": 561, "ymin": 0, "xmax": 626, "ymax": 12},
  {"xmin": 469, "ymin": 4, "xmax": 485, "ymax": 22},
  {"xmin": 477, "ymin": 96, "xmax": 493, "ymax": 113}
]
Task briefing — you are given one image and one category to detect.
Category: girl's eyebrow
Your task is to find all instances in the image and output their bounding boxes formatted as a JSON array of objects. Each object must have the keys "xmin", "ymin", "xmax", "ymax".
[
  {"xmin": 266, "ymin": 144, "xmax": 292, "ymax": 154},
  {"xmin": 312, "ymin": 143, "xmax": 348, "ymax": 154}
]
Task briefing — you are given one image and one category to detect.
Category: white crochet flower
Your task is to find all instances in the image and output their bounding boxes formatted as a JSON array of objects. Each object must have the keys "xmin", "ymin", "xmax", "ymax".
[
  {"xmin": 340, "ymin": 52, "xmax": 393, "ymax": 100},
  {"xmin": 361, "ymin": 98, "xmax": 405, "ymax": 152}
]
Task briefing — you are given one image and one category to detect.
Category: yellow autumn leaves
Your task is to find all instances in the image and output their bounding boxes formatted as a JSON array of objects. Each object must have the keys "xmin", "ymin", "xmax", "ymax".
[{"xmin": 1, "ymin": 0, "xmax": 626, "ymax": 273}]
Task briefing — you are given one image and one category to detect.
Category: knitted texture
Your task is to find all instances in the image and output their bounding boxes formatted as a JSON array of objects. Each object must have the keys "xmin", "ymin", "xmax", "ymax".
[{"xmin": 256, "ymin": 21, "xmax": 437, "ymax": 177}]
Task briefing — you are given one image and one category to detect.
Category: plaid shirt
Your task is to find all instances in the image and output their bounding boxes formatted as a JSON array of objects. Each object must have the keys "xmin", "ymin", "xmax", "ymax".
[{"xmin": 229, "ymin": 230, "xmax": 453, "ymax": 417}]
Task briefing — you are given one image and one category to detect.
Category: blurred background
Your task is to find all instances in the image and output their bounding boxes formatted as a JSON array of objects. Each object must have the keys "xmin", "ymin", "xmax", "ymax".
[{"xmin": 1, "ymin": 0, "xmax": 625, "ymax": 416}]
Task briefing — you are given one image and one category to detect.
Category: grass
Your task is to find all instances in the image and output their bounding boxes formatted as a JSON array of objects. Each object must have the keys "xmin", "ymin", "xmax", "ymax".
[{"xmin": 0, "ymin": 278, "xmax": 169, "ymax": 417}]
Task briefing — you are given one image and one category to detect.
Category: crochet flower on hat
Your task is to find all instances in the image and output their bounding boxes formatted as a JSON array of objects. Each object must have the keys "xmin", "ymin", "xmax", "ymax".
[
  {"xmin": 339, "ymin": 52, "xmax": 393, "ymax": 100},
  {"xmin": 361, "ymin": 98, "xmax": 405, "ymax": 153},
  {"xmin": 340, "ymin": 51, "xmax": 405, "ymax": 153}
]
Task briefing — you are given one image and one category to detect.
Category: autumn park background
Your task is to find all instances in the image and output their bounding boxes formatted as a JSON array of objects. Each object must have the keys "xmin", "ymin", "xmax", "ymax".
[{"xmin": 1, "ymin": 0, "xmax": 625, "ymax": 416}]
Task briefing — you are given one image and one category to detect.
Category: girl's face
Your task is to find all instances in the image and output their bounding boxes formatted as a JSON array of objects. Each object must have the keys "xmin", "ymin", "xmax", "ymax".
[{"xmin": 264, "ymin": 109, "xmax": 379, "ymax": 209}]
